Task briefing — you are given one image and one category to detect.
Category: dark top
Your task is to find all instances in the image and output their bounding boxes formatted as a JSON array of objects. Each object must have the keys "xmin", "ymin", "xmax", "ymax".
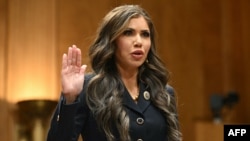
[{"xmin": 47, "ymin": 74, "xmax": 175, "ymax": 141}]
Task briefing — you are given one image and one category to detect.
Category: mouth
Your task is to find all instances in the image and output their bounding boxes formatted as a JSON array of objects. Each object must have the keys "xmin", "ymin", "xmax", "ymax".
[{"xmin": 131, "ymin": 50, "xmax": 144, "ymax": 59}]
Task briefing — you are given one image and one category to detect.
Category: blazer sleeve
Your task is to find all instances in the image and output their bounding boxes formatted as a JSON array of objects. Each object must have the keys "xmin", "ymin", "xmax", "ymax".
[
  {"xmin": 166, "ymin": 84, "xmax": 180, "ymax": 125},
  {"xmin": 166, "ymin": 84, "xmax": 175, "ymax": 96},
  {"xmin": 47, "ymin": 75, "xmax": 92, "ymax": 141}
]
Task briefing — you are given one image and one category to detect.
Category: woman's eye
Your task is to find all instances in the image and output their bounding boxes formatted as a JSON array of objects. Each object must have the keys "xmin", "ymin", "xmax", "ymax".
[
  {"xmin": 123, "ymin": 30, "xmax": 133, "ymax": 36},
  {"xmin": 141, "ymin": 31, "xmax": 150, "ymax": 37}
]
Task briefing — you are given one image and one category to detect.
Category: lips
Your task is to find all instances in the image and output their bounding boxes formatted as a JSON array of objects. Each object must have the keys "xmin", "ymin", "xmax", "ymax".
[{"xmin": 131, "ymin": 50, "xmax": 144, "ymax": 59}]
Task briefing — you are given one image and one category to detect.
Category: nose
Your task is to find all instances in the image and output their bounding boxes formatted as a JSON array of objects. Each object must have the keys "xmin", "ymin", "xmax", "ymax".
[{"xmin": 134, "ymin": 34, "xmax": 142, "ymax": 47}]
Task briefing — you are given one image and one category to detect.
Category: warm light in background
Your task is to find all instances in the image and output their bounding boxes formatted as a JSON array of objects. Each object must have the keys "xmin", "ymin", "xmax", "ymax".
[
  {"xmin": 6, "ymin": 0, "xmax": 59, "ymax": 103},
  {"xmin": 4, "ymin": 1, "xmax": 59, "ymax": 141},
  {"xmin": 7, "ymin": 61, "xmax": 58, "ymax": 102}
]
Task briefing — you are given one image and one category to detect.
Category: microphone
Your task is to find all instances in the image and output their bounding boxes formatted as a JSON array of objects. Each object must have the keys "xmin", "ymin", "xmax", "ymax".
[
  {"xmin": 210, "ymin": 94, "xmax": 224, "ymax": 122},
  {"xmin": 209, "ymin": 91, "xmax": 239, "ymax": 123},
  {"xmin": 223, "ymin": 91, "xmax": 239, "ymax": 108}
]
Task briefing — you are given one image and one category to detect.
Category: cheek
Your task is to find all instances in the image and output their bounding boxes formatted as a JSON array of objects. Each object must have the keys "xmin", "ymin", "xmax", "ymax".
[
  {"xmin": 116, "ymin": 39, "xmax": 131, "ymax": 54},
  {"xmin": 117, "ymin": 39, "xmax": 131, "ymax": 49},
  {"xmin": 145, "ymin": 42, "xmax": 151, "ymax": 54},
  {"xmin": 115, "ymin": 43, "xmax": 128, "ymax": 60}
]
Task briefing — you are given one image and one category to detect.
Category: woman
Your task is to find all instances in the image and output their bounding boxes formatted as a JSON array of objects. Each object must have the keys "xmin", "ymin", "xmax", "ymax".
[{"xmin": 47, "ymin": 5, "xmax": 182, "ymax": 141}]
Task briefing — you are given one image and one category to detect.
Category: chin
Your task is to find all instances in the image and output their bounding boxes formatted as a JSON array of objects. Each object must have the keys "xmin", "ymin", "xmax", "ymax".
[{"xmin": 133, "ymin": 62, "xmax": 144, "ymax": 68}]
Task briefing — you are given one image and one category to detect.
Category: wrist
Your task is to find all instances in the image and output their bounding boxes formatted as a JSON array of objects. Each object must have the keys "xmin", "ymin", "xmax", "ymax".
[{"xmin": 64, "ymin": 95, "xmax": 78, "ymax": 104}]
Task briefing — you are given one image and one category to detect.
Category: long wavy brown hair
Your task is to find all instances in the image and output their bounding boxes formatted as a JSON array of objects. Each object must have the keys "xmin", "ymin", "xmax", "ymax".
[{"xmin": 86, "ymin": 5, "xmax": 182, "ymax": 141}]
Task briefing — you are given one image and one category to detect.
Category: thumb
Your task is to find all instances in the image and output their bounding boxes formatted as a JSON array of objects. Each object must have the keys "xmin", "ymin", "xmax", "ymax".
[{"xmin": 80, "ymin": 65, "xmax": 87, "ymax": 74}]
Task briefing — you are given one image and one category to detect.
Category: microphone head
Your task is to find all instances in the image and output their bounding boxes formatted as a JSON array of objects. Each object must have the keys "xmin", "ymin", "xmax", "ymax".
[
  {"xmin": 210, "ymin": 94, "xmax": 224, "ymax": 119},
  {"xmin": 223, "ymin": 91, "xmax": 239, "ymax": 108},
  {"xmin": 210, "ymin": 94, "xmax": 224, "ymax": 110}
]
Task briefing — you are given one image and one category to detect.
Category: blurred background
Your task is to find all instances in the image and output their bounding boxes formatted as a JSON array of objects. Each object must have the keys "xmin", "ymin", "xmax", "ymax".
[{"xmin": 0, "ymin": 0, "xmax": 249, "ymax": 141}]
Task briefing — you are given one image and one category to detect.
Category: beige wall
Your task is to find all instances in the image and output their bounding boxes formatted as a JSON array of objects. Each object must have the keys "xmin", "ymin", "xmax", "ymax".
[
  {"xmin": 0, "ymin": 0, "xmax": 249, "ymax": 141},
  {"xmin": 0, "ymin": 0, "xmax": 11, "ymax": 140},
  {"xmin": 7, "ymin": 0, "xmax": 58, "ymax": 103}
]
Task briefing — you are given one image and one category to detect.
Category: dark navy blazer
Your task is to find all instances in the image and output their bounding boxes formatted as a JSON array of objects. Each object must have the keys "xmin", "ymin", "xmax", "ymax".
[{"xmin": 47, "ymin": 74, "xmax": 175, "ymax": 141}]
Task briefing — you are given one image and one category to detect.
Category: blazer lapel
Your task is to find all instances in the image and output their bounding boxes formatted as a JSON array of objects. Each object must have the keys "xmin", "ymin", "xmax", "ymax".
[
  {"xmin": 122, "ymin": 82, "xmax": 151, "ymax": 114},
  {"xmin": 123, "ymin": 88, "xmax": 142, "ymax": 113}
]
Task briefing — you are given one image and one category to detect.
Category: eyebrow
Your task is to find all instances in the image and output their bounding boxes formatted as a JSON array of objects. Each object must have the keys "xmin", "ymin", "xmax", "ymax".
[{"xmin": 125, "ymin": 27, "xmax": 150, "ymax": 32}]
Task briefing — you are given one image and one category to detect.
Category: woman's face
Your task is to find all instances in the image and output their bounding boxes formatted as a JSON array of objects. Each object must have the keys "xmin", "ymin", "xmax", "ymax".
[{"xmin": 115, "ymin": 16, "xmax": 151, "ymax": 70}]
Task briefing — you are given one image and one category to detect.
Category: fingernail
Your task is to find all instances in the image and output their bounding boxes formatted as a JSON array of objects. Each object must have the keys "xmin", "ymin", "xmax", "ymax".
[{"xmin": 82, "ymin": 65, "xmax": 87, "ymax": 69}]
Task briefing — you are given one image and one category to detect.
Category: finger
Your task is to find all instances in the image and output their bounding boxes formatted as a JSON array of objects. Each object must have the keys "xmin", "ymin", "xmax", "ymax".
[
  {"xmin": 80, "ymin": 65, "xmax": 87, "ymax": 74},
  {"xmin": 67, "ymin": 47, "xmax": 73, "ymax": 65},
  {"xmin": 76, "ymin": 48, "xmax": 82, "ymax": 67},
  {"xmin": 62, "ymin": 53, "xmax": 68, "ymax": 69},
  {"xmin": 72, "ymin": 45, "xmax": 77, "ymax": 66}
]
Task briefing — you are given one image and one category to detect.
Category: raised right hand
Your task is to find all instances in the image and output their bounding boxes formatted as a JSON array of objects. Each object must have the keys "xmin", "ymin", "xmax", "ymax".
[{"xmin": 61, "ymin": 45, "xmax": 87, "ymax": 104}]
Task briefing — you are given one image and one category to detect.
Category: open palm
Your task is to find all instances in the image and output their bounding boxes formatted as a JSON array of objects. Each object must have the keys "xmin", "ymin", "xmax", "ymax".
[{"xmin": 61, "ymin": 45, "xmax": 87, "ymax": 104}]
